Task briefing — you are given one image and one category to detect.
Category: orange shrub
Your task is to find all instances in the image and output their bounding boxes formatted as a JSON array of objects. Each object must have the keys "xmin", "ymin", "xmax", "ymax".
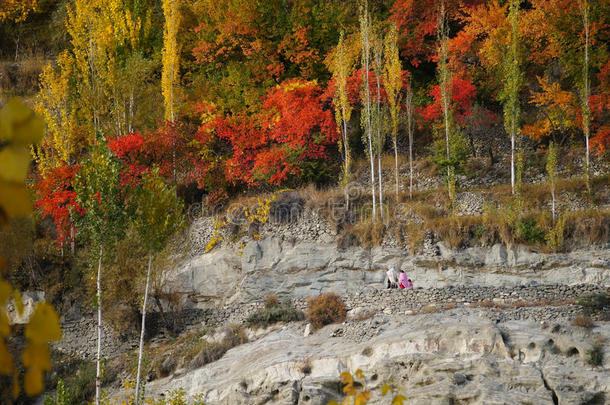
[{"xmin": 307, "ymin": 292, "xmax": 347, "ymax": 330}]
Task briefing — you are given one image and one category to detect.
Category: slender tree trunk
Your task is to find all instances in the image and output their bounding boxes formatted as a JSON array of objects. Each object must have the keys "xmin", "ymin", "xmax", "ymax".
[
  {"xmin": 393, "ymin": 136, "xmax": 399, "ymax": 199},
  {"xmin": 342, "ymin": 117, "xmax": 350, "ymax": 210},
  {"xmin": 406, "ymin": 89, "xmax": 414, "ymax": 199},
  {"xmin": 70, "ymin": 225, "xmax": 75, "ymax": 254},
  {"xmin": 368, "ymin": 132, "xmax": 376, "ymax": 220},
  {"xmin": 378, "ymin": 152, "xmax": 383, "ymax": 219},
  {"xmin": 135, "ymin": 254, "xmax": 153, "ymax": 405},
  {"xmin": 511, "ymin": 133, "xmax": 515, "ymax": 194},
  {"xmin": 551, "ymin": 187, "xmax": 556, "ymax": 222},
  {"xmin": 95, "ymin": 245, "xmax": 103, "ymax": 405}
]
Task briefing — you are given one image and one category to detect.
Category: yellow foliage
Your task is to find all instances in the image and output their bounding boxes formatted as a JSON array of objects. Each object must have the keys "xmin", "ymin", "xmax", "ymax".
[
  {"xmin": 329, "ymin": 370, "xmax": 405, "ymax": 405},
  {"xmin": 0, "ymin": 98, "xmax": 62, "ymax": 399},
  {"xmin": 161, "ymin": 0, "xmax": 182, "ymax": 121},
  {"xmin": 33, "ymin": 51, "xmax": 80, "ymax": 176},
  {"xmin": 0, "ymin": 0, "xmax": 42, "ymax": 22}
]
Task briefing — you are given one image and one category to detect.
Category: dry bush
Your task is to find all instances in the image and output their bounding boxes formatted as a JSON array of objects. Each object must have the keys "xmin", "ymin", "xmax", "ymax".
[
  {"xmin": 572, "ymin": 316, "xmax": 593, "ymax": 328},
  {"xmin": 307, "ymin": 292, "xmax": 347, "ymax": 330}
]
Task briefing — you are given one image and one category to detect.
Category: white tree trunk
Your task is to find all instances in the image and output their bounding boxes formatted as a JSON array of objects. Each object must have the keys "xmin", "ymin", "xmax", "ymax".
[
  {"xmin": 342, "ymin": 118, "xmax": 350, "ymax": 210},
  {"xmin": 95, "ymin": 245, "xmax": 103, "ymax": 405},
  {"xmin": 551, "ymin": 187, "xmax": 556, "ymax": 222},
  {"xmin": 394, "ymin": 137, "xmax": 399, "ymax": 198},
  {"xmin": 378, "ymin": 152, "xmax": 383, "ymax": 219},
  {"xmin": 511, "ymin": 133, "xmax": 515, "ymax": 194},
  {"xmin": 135, "ymin": 254, "xmax": 153, "ymax": 405},
  {"xmin": 407, "ymin": 89, "xmax": 414, "ymax": 199}
]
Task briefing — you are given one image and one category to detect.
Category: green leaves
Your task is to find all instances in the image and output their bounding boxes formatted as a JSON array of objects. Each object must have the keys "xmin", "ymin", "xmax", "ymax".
[
  {"xmin": 72, "ymin": 132, "xmax": 132, "ymax": 253},
  {"xmin": 134, "ymin": 166, "xmax": 184, "ymax": 253}
]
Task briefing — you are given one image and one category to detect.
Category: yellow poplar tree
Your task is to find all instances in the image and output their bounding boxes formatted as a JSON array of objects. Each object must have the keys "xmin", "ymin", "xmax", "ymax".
[
  {"xmin": 383, "ymin": 24, "xmax": 402, "ymax": 199},
  {"xmin": 33, "ymin": 51, "xmax": 79, "ymax": 176},
  {"xmin": 331, "ymin": 31, "xmax": 354, "ymax": 209},
  {"xmin": 162, "ymin": 0, "xmax": 182, "ymax": 123}
]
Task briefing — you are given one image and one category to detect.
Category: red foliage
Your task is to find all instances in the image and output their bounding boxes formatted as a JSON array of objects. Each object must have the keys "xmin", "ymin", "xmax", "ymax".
[
  {"xmin": 108, "ymin": 121, "xmax": 192, "ymax": 186},
  {"xmin": 390, "ymin": 0, "xmax": 484, "ymax": 67},
  {"xmin": 207, "ymin": 79, "xmax": 337, "ymax": 186},
  {"xmin": 420, "ymin": 76, "xmax": 477, "ymax": 126},
  {"xmin": 34, "ymin": 164, "xmax": 83, "ymax": 244},
  {"xmin": 590, "ymin": 60, "xmax": 610, "ymax": 154}
]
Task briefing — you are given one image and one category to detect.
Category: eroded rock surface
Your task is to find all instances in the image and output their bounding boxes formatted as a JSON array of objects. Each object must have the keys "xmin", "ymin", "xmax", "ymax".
[{"xmin": 145, "ymin": 309, "xmax": 609, "ymax": 404}]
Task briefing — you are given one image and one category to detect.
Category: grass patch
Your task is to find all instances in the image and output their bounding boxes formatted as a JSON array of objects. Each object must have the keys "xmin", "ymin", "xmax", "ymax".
[{"xmin": 578, "ymin": 293, "xmax": 609, "ymax": 316}]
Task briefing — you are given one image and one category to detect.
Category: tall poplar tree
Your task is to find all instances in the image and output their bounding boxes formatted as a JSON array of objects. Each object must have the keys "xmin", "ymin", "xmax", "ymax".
[
  {"xmin": 134, "ymin": 168, "xmax": 184, "ymax": 405},
  {"xmin": 72, "ymin": 135, "xmax": 132, "ymax": 405},
  {"xmin": 359, "ymin": 1, "xmax": 376, "ymax": 219},
  {"xmin": 331, "ymin": 31, "xmax": 354, "ymax": 210},
  {"xmin": 383, "ymin": 24, "xmax": 402, "ymax": 200},
  {"xmin": 500, "ymin": 0, "xmax": 522, "ymax": 198},
  {"xmin": 373, "ymin": 30, "xmax": 385, "ymax": 218},
  {"xmin": 161, "ymin": 0, "xmax": 182, "ymax": 185}
]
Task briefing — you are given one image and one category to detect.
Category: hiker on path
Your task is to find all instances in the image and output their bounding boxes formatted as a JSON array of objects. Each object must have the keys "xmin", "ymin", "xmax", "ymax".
[{"xmin": 386, "ymin": 265, "xmax": 398, "ymax": 289}]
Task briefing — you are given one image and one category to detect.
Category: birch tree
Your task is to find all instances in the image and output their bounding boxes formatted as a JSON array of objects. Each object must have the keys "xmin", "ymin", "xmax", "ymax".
[
  {"xmin": 72, "ymin": 134, "xmax": 131, "ymax": 405},
  {"xmin": 382, "ymin": 24, "xmax": 402, "ymax": 200},
  {"xmin": 359, "ymin": 1, "xmax": 376, "ymax": 219},
  {"xmin": 373, "ymin": 30, "xmax": 385, "ymax": 218},
  {"xmin": 134, "ymin": 168, "xmax": 184, "ymax": 405}
]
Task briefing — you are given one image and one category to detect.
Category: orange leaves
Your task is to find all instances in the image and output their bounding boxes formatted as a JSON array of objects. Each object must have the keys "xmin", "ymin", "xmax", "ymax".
[{"xmin": 523, "ymin": 76, "xmax": 579, "ymax": 142}]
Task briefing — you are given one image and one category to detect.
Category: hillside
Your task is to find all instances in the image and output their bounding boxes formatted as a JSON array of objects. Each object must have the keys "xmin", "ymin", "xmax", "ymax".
[{"xmin": 0, "ymin": 0, "xmax": 609, "ymax": 404}]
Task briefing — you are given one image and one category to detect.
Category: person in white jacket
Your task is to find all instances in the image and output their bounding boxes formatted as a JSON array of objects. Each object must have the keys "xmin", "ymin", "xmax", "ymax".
[{"xmin": 386, "ymin": 265, "xmax": 398, "ymax": 289}]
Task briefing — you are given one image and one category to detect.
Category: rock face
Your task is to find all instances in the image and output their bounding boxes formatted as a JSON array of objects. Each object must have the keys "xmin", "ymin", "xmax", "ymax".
[
  {"xmin": 145, "ymin": 309, "xmax": 610, "ymax": 404},
  {"xmin": 167, "ymin": 236, "xmax": 610, "ymax": 306}
]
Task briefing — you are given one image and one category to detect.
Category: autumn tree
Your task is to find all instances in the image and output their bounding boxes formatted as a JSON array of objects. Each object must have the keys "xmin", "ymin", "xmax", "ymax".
[
  {"xmin": 546, "ymin": 141, "xmax": 558, "ymax": 222},
  {"xmin": 359, "ymin": 1, "xmax": 376, "ymax": 219},
  {"xmin": 162, "ymin": 0, "xmax": 181, "ymax": 123},
  {"xmin": 522, "ymin": 76, "xmax": 579, "ymax": 146},
  {"xmin": 330, "ymin": 31, "xmax": 354, "ymax": 209},
  {"xmin": 0, "ymin": 98, "xmax": 62, "ymax": 401},
  {"xmin": 72, "ymin": 134, "xmax": 132, "ymax": 405},
  {"xmin": 372, "ymin": 27, "xmax": 385, "ymax": 218},
  {"xmin": 500, "ymin": 0, "xmax": 522, "ymax": 198},
  {"xmin": 133, "ymin": 168, "xmax": 183, "ymax": 405},
  {"xmin": 383, "ymin": 24, "xmax": 402, "ymax": 199},
  {"xmin": 405, "ymin": 81, "xmax": 414, "ymax": 199}
]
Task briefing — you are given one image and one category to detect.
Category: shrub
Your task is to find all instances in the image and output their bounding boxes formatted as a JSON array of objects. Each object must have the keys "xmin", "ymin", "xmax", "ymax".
[
  {"xmin": 587, "ymin": 343, "xmax": 604, "ymax": 367},
  {"xmin": 573, "ymin": 315, "xmax": 593, "ymax": 328},
  {"xmin": 306, "ymin": 292, "xmax": 347, "ymax": 330},
  {"xmin": 246, "ymin": 295, "xmax": 304, "ymax": 328},
  {"xmin": 516, "ymin": 218, "xmax": 545, "ymax": 243},
  {"xmin": 578, "ymin": 293, "xmax": 609, "ymax": 315}
]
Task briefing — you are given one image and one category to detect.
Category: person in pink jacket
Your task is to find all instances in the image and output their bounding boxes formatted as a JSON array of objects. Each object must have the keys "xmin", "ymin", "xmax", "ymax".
[{"xmin": 398, "ymin": 270, "xmax": 408, "ymax": 289}]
